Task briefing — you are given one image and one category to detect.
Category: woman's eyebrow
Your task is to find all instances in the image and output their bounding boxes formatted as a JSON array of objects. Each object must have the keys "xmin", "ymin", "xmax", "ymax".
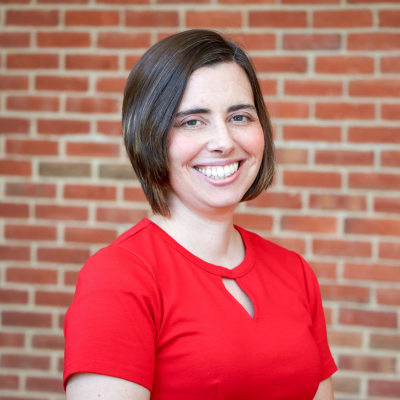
[
  {"xmin": 227, "ymin": 103, "xmax": 256, "ymax": 112},
  {"xmin": 175, "ymin": 108, "xmax": 210, "ymax": 118}
]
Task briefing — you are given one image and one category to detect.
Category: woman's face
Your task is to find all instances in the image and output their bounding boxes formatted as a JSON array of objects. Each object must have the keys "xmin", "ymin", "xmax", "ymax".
[{"xmin": 167, "ymin": 62, "xmax": 265, "ymax": 216}]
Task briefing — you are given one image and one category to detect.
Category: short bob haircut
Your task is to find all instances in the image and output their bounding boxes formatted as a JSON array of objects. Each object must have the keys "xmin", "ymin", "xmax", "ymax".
[{"xmin": 122, "ymin": 29, "xmax": 275, "ymax": 217}]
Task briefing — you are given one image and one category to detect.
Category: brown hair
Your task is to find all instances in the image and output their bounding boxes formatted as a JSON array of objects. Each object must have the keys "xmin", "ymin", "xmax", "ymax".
[{"xmin": 122, "ymin": 29, "xmax": 275, "ymax": 217}]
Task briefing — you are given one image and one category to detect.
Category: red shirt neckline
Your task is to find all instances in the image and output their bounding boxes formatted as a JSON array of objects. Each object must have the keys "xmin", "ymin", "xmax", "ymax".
[{"xmin": 144, "ymin": 218, "xmax": 256, "ymax": 279}]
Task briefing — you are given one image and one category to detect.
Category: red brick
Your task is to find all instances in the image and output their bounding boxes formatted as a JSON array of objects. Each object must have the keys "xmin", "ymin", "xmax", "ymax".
[
  {"xmin": 65, "ymin": 227, "xmax": 117, "ymax": 244},
  {"xmin": 37, "ymin": 32, "xmax": 90, "ymax": 47},
  {"xmin": 7, "ymin": 96, "xmax": 58, "ymax": 112},
  {"xmin": 324, "ymin": 308, "xmax": 332, "ymax": 325},
  {"xmin": 97, "ymin": 120, "xmax": 122, "ymax": 136},
  {"xmin": 126, "ymin": 11, "xmax": 178, "ymax": 27},
  {"xmin": 349, "ymin": 173, "xmax": 400, "ymax": 190},
  {"xmin": 0, "ymin": 332, "xmax": 24, "ymax": 347},
  {"xmin": 6, "ymin": 139, "xmax": 58, "ymax": 156},
  {"xmin": 36, "ymin": 205, "xmax": 88, "ymax": 221},
  {"xmin": 96, "ymin": 77, "xmax": 125, "ymax": 93},
  {"xmin": 66, "ymin": 97, "xmax": 118, "ymax": 113},
  {"xmin": 1, "ymin": 354, "xmax": 50, "ymax": 370},
  {"xmin": 283, "ymin": 0, "xmax": 338, "ymax": 2},
  {"xmin": 0, "ymin": 117, "xmax": 29, "ymax": 134},
  {"xmin": 59, "ymin": 314, "xmax": 65, "ymax": 328},
  {"xmin": 370, "ymin": 334, "xmax": 400, "ymax": 350},
  {"xmin": 123, "ymin": 187, "xmax": 147, "ymax": 201},
  {"xmin": 32, "ymin": 335, "xmax": 64, "ymax": 350},
  {"xmin": 0, "ymin": 202, "xmax": 29, "ymax": 218},
  {"xmin": 316, "ymin": 150, "xmax": 373, "ymax": 165},
  {"xmin": 284, "ymin": 80, "xmax": 341, "ymax": 96},
  {"xmin": 316, "ymin": 103, "xmax": 374, "ymax": 120},
  {"xmin": 2, "ymin": 311, "xmax": 52, "ymax": 328},
  {"xmin": 382, "ymin": 151, "xmax": 400, "ymax": 167},
  {"xmin": 332, "ymin": 377, "xmax": 360, "ymax": 394},
  {"xmin": 382, "ymin": 104, "xmax": 400, "ymax": 120},
  {"xmin": 0, "ymin": 289, "xmax": 28, "ymax": 304},
  {"xmin": 264, "ymin": 236, "xmax": 305, "ymax": 254},
  {"xmin": 66, "ymin": 10, "xmax": 119, "ymax": 26},
  {"xmin": 281, "ymin": 215, "xmax": 336, "ymax": 233},
  {"xmin": 276, "ymin": 148, "xmax": 307, "ymax": 164},
  {"xmin": 219, "ymin": 0, "xmax": 272, "ymax": 3},
  {"xmin": 339, "ymin": 355, "xmax": 395, "ymax": 372},
  {"xmin": 249, "ymin": 11, "xmax": 306, "ymax": 28},
  {"xmin": 283, "ymin": 34, "xmax": 339, "ymax": 50},
  {"xmin": 248, "ymin": 192, "xmax": 302, "ymax": 209},
  {"xmin": 0, "ymin": 374, "xmax": 18, "ymax": 389},
  {"xmin": 349, "ymin": 0, "xmax": 400, "ymax": 2},
  {"xmin": 97, "ymin": 0, "xmax": 149, "ymax": 2},
  {"xmin": 186, "ymin": 11, "xmax": 242, "ymax": 28},
  {"xmin": 310, "ymin": 194, "xmax": 366, "ymax": 211},
  {"xmin": 38, "ymin": 118, "xmax": 90, "ymax": 135},
  {"xmin": 377, "ymin": 289, "xmax": 400, "ymax": 306},
  {"xmin": 66, "ymin": 54, "xmax": 118, "ymax": 70},
  {"xmin": 314, "ymin": 10, "xmax": 372, "ymax": 27},
  {"xmin": 125, "ymin": 54, "xmax": 142, "ymax": 70},
  {"xmin": 315, "ymin": 56, "xmax": 374, "ymax": 74},
  {"xmin": 7, "ymin": 53, "xmax": 58, "ymax": 69},
  {"xmin": 0, "ymin": 160, "xmax": 31, "ymax": 176},
  {"xmin": 259, "ymin": 80, "xmax": 277, "ymax": 96},
  {"xmin": 0, "ymin": 75, "xmax": 28, "ymax": 90},
  {"xmin": 380, "ymin": 242, "xmax": 400, "ymax": 259},
  {"xmin": 348, "ymin": 33, "xmax": 400, "ymax": 50},
  {"xmin": 381, "ymin": 57, "xmax": 400, "ymax": 73},
  {"xmin": 36, "ymin": 75, "xmax": 88, "ymax": 92},
  {"xmin": 233, "ymin": 214, "xmax": 273, "ymax": 231},
  {"xmin": 328, "ymin": 331, "xmax": 362, "ymax": 347},
  {"xmin": 6, "ymin": 267, "xmax": 58, "ymax": 284},
  {"xmin": 284, "ymin": 171, "xmax": 341, "ymax": 188},
  {"xmin": 369, "ymin": 380, "xmax": 400, "ymax": 398},
  {"xmin": 157, "ymin": 0, "xmax": 207, "ymax": 2},
  {"xmin": 253, "ymin": 57, "xmax": 306, "ymax": 73},
  {"xmin": 283, "ymin": 125, "xmax": 341, "ymax": 142},
  {"xmin": 64, "ymin": 184, "xmax": 116, "ymax": 200},
  {"xmin": 348, "ymin": 126, "xmax": 400, "ymax": 144},
  {"xmin": 380, "ymin": 10, "xmax": 400, "ymax": 27},
  {"xmin": 374, "ymin": 197, "xmax": 400, "ymax": 213},
  {"xmin": 96, "ymin": 207, "xmax": 148, "ymax": 223},
  {"xmin": 26, "ymin": 377, "xmax": 63, "ymax": 393},
  {"xmin": 309, "ymin": 261, "xmax": 337, "ymax": 279},
  {"xmin": 313, "ymin": 239, "xmax": 371, "ymax": 257},
  {"xmin": 350, "ymin": 80, "xmax": 400, "ymax": 97},
  {"xmin": 35, "ymin": 291, "xmax": 74, "ymax": 307},
  {"xmin": 66, "ymin": 142, "xmax": 119, "ymax": 157},
  {"xmin": 65, "ymin": 271, "xmax": 79, "ymax": 286},
  {"xmin": 0, "ymin": 32, "xmax": 30, "ymax": 47},
  {"xmin": 228, "ymin": 34, "xmax": 275, "ymax": 50},
  {"xmin": 346, "ymin": 218, "xmax": 400, "ymax": 236},
  {"xmin": 0, "ymin": 246, "xmax": 30, "ymax": 261},
  {"xmin": 6, "ymin": 182, "xmax": 55, "ymax": 198},
  {"xmin": 340, "ymin": 309, "xmax": 397, "ymax": 328},
  {"xmin": 6, "ymin": 225, "xmax": 56, "ymax": 241},
  {"xmin": 37, "ymin": 247, "xmax": 89, "ymax": 264},
  {"xmin": 40, "ymin": 0, "xmax": 89, "ymax": 2},
  {"xmin": 98, "ymin": 32, "xmax": 150, "ymax": 49},
  {"xmin": 267, "ymin": 102, "xmax": 309, "ymax": 118},
  {"xmin": 320, "ymin": 285, "xmax": 369, "ymax": 303},
  {"xmin": 6, "ymin": 10, "xmax": 58, "ymax": 26}
]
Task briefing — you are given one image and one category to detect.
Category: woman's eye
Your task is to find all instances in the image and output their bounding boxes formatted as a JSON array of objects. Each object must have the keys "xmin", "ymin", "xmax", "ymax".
[
  {"xmin": 183, "ymin": 119, "xmax": 201, "ymax": 127},
  {"xmin": 232, "ymin": 115, "xmax": 248, "ymax": 122}
]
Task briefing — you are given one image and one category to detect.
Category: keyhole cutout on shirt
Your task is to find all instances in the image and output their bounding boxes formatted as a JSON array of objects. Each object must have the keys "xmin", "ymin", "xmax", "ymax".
[{"xmin": 221, "ymin": 277, "xmax": 254, "ymax": 319}]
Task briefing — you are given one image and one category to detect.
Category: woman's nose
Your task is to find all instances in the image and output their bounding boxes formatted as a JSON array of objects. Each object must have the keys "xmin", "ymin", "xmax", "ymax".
[{"xmin": 206, "ymin": 122, "xmax": 235, "ymax": 154}]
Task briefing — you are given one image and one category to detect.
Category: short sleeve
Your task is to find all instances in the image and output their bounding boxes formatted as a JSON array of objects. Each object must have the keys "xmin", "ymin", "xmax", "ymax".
[
  {"xmin": 63, "ymin": 245, "xmax": 161, "ymax": 391},
  {"xmin": 298, "ymin": 254, "xmax": 338, "ymax": 382}
]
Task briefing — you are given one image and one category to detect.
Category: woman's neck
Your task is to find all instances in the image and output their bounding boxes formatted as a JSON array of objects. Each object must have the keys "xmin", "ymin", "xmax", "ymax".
[{"xmin": 150, "ymin": 202, "xmax": 245, "ymax": 269}]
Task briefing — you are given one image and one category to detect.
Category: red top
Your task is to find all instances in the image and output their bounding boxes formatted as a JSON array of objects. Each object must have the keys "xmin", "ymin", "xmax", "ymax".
[{"xmin": 64, "ymin": 218, "xmax": 337, "ymax": 399}]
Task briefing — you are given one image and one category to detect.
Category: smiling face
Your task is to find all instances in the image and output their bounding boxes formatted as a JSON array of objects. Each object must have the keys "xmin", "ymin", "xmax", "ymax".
[{"xmin": 167, "ymin": 62, "xmax": 265, "ymax": 217}]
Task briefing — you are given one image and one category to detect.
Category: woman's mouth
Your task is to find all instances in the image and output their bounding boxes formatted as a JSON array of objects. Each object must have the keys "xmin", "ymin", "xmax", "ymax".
[{"xmin": 194, "ymin": 162, "xmax": 239, "ymax": 180}]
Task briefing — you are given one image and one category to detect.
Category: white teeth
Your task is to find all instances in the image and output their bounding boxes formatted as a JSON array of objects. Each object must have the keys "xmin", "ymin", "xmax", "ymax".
[{"xmin": 195, "ymin": 162, "xmax": 240, "ymax": 180}]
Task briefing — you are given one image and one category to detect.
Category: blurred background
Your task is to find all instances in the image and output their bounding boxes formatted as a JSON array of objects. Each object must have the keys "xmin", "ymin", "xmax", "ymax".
[{"xmin": 0, "ymin": 0, "xmax": 400, "ymax": 398}]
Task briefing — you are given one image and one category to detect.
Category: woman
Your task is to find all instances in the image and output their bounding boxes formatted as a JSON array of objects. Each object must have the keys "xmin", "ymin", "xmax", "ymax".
[{"xmin": 64, "ymin": 29, "xmax": 337, "ymax": 400}]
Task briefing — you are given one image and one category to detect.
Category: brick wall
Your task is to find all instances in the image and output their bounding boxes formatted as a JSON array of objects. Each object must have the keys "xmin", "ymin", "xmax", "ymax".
[{"xmin": 0, "ymin": 0, "xmax": 399, "ymax": 398}]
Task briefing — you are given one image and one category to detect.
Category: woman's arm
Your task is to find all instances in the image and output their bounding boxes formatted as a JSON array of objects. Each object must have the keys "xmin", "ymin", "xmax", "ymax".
[
  {"xmin": 313, "ymin": 377, "xmax": 334, "ymax": 400},
  {"xmin": 66, "ymin": 373, "xmax": 151, "ymax": 400}
]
